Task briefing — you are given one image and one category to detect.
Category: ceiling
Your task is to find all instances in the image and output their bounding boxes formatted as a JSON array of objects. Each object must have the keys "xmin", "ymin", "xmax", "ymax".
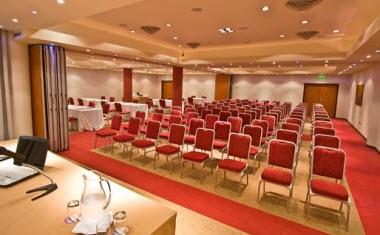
[{"xmin": 1, "ymin": 0, "xmax": 380, "ymax": 75}]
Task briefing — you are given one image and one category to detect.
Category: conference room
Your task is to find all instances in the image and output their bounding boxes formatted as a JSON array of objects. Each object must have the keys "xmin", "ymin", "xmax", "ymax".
[{"xmin": 1, "ymin": 1, "xmax": 380, "ymax": 235}]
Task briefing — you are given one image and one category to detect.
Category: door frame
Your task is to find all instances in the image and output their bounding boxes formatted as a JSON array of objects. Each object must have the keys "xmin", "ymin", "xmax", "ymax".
[
  {"xmin": 302, "ymin": 83, "xmax": 339, "ymax": 117},
  {"xmin": 161, "ymin": 80, "xmax": 173, "ymax": 99}
]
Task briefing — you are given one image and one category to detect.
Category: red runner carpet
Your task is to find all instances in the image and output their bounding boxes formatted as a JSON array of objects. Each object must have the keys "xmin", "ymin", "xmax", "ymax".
[
  {"xmin": 332, "ymin": 119, "xmax": 380, "ymax": 235},
  {"xmin": 60, "ymin": 131, "xmax": 324, "ymax": 235}
]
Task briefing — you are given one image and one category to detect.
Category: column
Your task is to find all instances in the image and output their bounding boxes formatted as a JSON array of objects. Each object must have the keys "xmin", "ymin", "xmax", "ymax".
[
  {"xmin": 123, "ymin": 68, "xmax": 133, "ymax": 102},
  {"xmin": 172, "ymin": 66, "xmax": 183, "ymax": 107}
]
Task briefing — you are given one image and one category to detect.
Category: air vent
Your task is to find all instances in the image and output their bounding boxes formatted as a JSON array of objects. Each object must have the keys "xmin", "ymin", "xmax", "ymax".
[
  {"xmin": 187, "ymin": 42, "xmax": 201, "ymax": 49},
  {"xmin": 297, "ymin": 30, "xmax": 319, "ymax": 40},
  {"xmin": 140, "ymin": 26, "xmax": 160, "ymax": 34},
  {"xmin": 286, "ymin": 0, "xmax": 322, "ymax": 11}
]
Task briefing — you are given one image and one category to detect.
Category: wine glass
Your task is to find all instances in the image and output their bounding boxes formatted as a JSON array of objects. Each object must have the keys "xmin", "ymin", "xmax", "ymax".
[{"xmin": 65, "ymin": 200, "xmax": 80, "ymax": 224}]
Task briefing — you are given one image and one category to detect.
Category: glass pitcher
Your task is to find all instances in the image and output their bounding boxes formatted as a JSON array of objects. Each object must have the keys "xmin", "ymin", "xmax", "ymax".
[{"xmin": 80, "ymin": 170, "xmax": 111, "ymax": 222}]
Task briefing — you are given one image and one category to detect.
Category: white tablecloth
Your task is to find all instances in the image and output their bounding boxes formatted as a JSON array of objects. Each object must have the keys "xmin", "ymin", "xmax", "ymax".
[
  {"xmin": 82, "ymin": 98, "xmax": 107, "ymax": 108},
  {"xmin": 152, "ymin": 99, "xmax": 172, "ymax": 107},
  {"xmin": 109, "ymin": 102, "xmax": 148, "ymax": 117},
  {"xmin": 192, "ymin": 98, "xmax": 206, "ymax": 105},
  {"xmin": 68, "ymin": 105, "xmax": 104, "ymax": 131}
]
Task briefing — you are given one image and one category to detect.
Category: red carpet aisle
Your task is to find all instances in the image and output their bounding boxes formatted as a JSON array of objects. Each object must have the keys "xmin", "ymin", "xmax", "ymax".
[
  {"xmin": 60, "ymin": 131, "xmax": 324, "ymax": 235},
  {"xmin": 332, "ymin": 119, "xmax": 380, "ymax": 235}
]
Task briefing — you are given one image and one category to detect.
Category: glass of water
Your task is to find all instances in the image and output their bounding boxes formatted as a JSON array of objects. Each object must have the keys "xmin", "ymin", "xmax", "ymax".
[
  {"xmin": 113, "ymin": 210, "xmax": 128, "ymax": 235},
  {"xmin": 65, "ymin": 200, "xmax": 80, "ymax": 224}
]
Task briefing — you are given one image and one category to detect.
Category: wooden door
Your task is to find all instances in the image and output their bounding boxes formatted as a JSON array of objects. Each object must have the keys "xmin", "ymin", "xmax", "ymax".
[
  {"xmin": 303, "ymin": 84, "xmax": 339, "ymax": 117},
  {"xmin": 214, "ymin": 74, "xmax": 230, "ymax": 101},
  {"xmin": 161, "ymin": 81, "xmax": 173, "ymax": 99}
]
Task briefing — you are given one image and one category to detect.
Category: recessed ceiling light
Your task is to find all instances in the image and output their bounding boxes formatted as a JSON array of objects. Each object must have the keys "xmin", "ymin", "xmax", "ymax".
[
  {"xmin": 333, "ymin": 29, "xmax": 340, "ymax": 33},
  {"xmin": 112, "ymin": 58, "xmax": 116, "ymax": 62},
  {"xmin": 57, "ymin": 0, "xmax": 65, "ymax": 4},
  {"xmin": 280, "ymin": 34, "xmax": 285, "ymax": 38},
  {"xmin": 301, "ymin": 20, "xmax": 309, "ymax": 24},
  {"xmin": 300, "ymin": 64, "xmax": 303, "ymax": 67},
  {"xmin": 178, "ymin": 44, "xmax": 182, "ymax": 47},
  {"xmin": 360, "ymin": 59, "xmax": 364, "ymax": 62},
  {"xmin": 86, "ymin": 49, "xmax": 91, "ymax": 52},
  {"xmin": 12, "ymin": 18, "xmax": 19, "ymax": 23},
  {"xmin": 173, "ymin": 36, "xmax": 178, "ymax": 40},
  {"xmin": 278, "ymin": 64, "xmax": 281, "ymax": 67},
  {"xmin": 325, "ymin": 60, "xmax": 329, "ymax": 63},
  {"xmin": 272, "ymin": 61, "xmax": 276, "ymax": 65},
  {"xmin": 296, "ymin": 61, "xmax": 299, "ymax": 64},
  {"xmin": 130, "ymin": 30, "xmax": 135, "ymax": 33},
  {"xmin": 366, "ymin": 55, "xmax": 371, "ymax": 58},
  {"xmin": 353, "ymin": 63, "xmax": 357, "ymax": 66},
  {"xmin": 32, "ymin": 10, "xmax": 38, "ymax": 15},
  {"xmin": 219, "ymin": 27, "xmax": 234, "ymax": 34},
  {"xmin": 376, "ymin": 49, "xmax": 380, "ymax": 53},
  {"xmin": 261, "ymin": 5, "xmax": 270, "ymax": 12},
  {"xmin": 165, "ymin": 23, "xmax": 172, "ymax": 27},
  {"xmin": 0, "ymin": 25, "xmax": 3, "ymax": 28},
  {"xmin": 324, "ymin": 64, "xmax": 328, "ymax": 67}
]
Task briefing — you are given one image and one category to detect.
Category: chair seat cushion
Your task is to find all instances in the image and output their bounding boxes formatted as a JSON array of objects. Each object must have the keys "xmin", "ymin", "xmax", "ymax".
[
  {"xmin": 218, "ymin": 159, "xmax": 247, "ymax": 172},
  {"xmin": 183, "ymin": 151, "xmax": 209, "ymax": 163},
  {"xmin": 184, "ymin": 135, "xmax": 195, "ymax": 144},
  {"xmin": 213, "ymin": 139, "xmax": 227, "ymax": 149},
  {"xmin": 113, "ymin": 134, "xmax": 135, "ymax": 142},
  {"xmin": 261, "ymin": 168, "xmax": 292, "ymax": 186},
  {"xmin": 140, "ymin": 127, "xmax": 147, "ymax": 134},
  {"xmin": 310, "ymin": 179, "xmax": 349, "ymax": 201},
  {"xmin": 249, "ymin": 146, "xmax": 259, "ymax": 157},
  {"xmin": 159, "ymin": 131, "xmax": 170, "ymax": 139},
  {"xmin": 96, "ymin": 128, "xmax": 117, "ymax": 137},
  {"xmin": 156, "ymin": 145, "xmax": 180, "ymax": 155},
  {"xmin": 132, "ymin": 139, "xmax": 155, "ymax": 148},
  {"xmin": 122, "ymin": 123, "xmax": 129, "ymax": 130}
]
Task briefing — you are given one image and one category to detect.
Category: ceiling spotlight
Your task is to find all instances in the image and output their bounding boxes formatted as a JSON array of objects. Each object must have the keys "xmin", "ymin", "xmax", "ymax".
[
  {"xmin": 333, "ymin": 29, "xmax": 340, "ymax": 33},
  {"xmin": 360, "ymin": 59, "xmax": 364, "ymax": 62},
  {"xmin": 57, "ymin": 0, "xmax": 65, "ymax": 4},
  {"xmin": 353, "ymin": 63, "xmax": 357, "ymax": 66},
  {"xmin": 12, "ymin": 18, "xmax": 19, "ymax": 23},
  {"xmin": 278, "ymin": 64, "xmax": 281, "ymax": 67},
  {"xmin": 300, "ymin": 64, "xmax": 303, "ymax": 67},
  {"xmin": 165, "ymin": 23, "xmax": 172, "ymax": 27},
  {"xmin": 178, "ymin": 44, "xmax": 182, "ymax": 47},
  {"xmin": 0, "ymin": 25, "xmax": 3, "ymax": 28},
  {"xmin": 280, "ymin": 34, "xmax": 285, "ymax": 38},
  {"xmin": 130, "ymin": 30, "xmax": 136, "ymax": 33},
  {"xmin": 229, "ymin": 63, "xmax": 233, "ymax": 66},
  {"xmin": 301, "ymin": 20, "xmax": 309, "ymax": 24},
  {"xmin": 272, "ymin": 61, "xmax": 276, "ymax": 65},
  {"xmin": 173, "ymin": 36, "xmax": 178, "ymax": 40},
  {"xmin": 325, "ymin": 60, "xmax": 329, "ymax": 63},
  {"xmin": 261, "ymin": 5, "xmax": 270, "ymax": 12},
  {"xmin": 219, "ymin": 27, "xmax": 234, "ymax": 34},
  {"xmin": 376, "ymin": 49, "xmax": 380, "ymax": 53},
  {"xmin": 135, "ymin": 57, "xmax": 139, "ymax": 60},
  {"xmin": 86, "ymin": 49, "xmax": 91, "ymax": 52},
  {"xmin": 112, "ymin": 58, "xmax": 116, "ymax": 62},
  {"xmin": 296, "ymin": 61, "xmax": 299, "ymax": 64},
  {"xmin": 32, "ymin": 10, "xmax": 38, "ymax": 15},
  {"xmin": 324, "ymin": 64, "xmax": 328, "ymax": 67},
  {"xmin": 366, "ymin": 55, "xmax": 371, "ymax": 58}
]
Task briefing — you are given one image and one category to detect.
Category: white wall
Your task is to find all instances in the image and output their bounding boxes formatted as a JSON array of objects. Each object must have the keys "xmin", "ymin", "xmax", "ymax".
[
  {"xmin": 348, "ymin": 63, "xmax": 380, "ymax": 151},
  {"xmin": 231, "ymin": 74, "xmax": 352, "ymax": 118},
  {"xmin": 183, "ymin": 74, "xmax": 215, "ymax": 101}
]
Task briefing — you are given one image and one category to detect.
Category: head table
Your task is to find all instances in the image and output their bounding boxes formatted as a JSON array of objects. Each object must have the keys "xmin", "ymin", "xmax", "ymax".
[
  {"xmin": 0, "ymin": 139, "xmax": 176, "ymax": 235},
  {"xmin": 68, "ymin": 105, "xmax": 104, "ymax": 131}
]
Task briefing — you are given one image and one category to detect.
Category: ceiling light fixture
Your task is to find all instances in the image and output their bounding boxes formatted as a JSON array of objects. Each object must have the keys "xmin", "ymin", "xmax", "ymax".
[
  {"xmin": 325, "ymin": 60, "xmax": 329, "ymax": 63},
  {"xmin": 86, "ymin": 49, "xmax": 91, "ymax": 52},
  {"xmin": 280, "ymin": 34, "xmax": 285, "ymax": 38},
  {"xmin": 366, "ymin": 55, "xmax": 371, "ymax": 58},
  {"xmin": 12, "ymin": 18, "xmax": 19, "ymax": 23},
  {"xmin": 57, "ymin": 0, "xmax": 65, "ymax": 4},
  {"xmin": 333, "ymin": 29, "xmax": 340, "ymax": 33},
  {"xmin": 32, "ymin": 10, "xmax": 38, "ymax": 15},
  {"xmin": 173, "ymin": 36, "xmax": 178, "ymax": 40},
  {"xmin": 219, "ymin": 27, "xmax": 234, "ymax": 34},
  {"xmin": 178, "ymin": 45, "xmax": 182, "ymax": 47},
  {"xmin": 272, "ymin": 61, "xmax": 276, "ymax": 65},
  {"xmin": 376, "ymin": 49, "xmax": 380, "ymax": 53},
  {"xmin": 130, "ymin": 30, "xmax": 135, "ymax": 33},
  {"xmin": 301, "ymin": 20, "xmax": 309, "ymax": 24},
  {"xmin": 0, "ymin": 25, "xmax": 3, "ymax": 28},
  {"xmin": 165, "ymin": 23, "xmax": 172, "ymax": 27},
  {"xmin": 360, "ymin": 59, "xmax": 364, "ymax": 62},
  {"xmin": 261, "ymin": 5, "xmax": 270, "ymax": 12}
]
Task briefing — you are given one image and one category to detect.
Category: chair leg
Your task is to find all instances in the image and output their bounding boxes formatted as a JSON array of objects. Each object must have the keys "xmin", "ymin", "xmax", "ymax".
[
  {"xmin": 214, "ymin": 168, "xmax": 219, "ymax": 189},
  {"xmin": 153, "ymin": 153, "xmax": 158, "ymax": 169},
  {"xmin": 345, "ymin": 201, "xmax": 351, "ymax": 231},
  {"xmin": 257, "ymin": 180, "xmax": 262, "ymax": 203}
]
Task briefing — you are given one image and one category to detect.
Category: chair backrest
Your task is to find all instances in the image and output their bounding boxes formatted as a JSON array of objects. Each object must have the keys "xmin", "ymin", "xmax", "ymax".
[
  {"xmin": 159, "ymin": 99, "xmax": 167, "ymax": 108},
  {"xmin": 219, "ymin": 111, "xmax": 231, "ymax": 121},
  {"xmin": 252, "ymin": 108, "xmax": 261, "ymax": 119},
  {"xmin": 227, "ymin": 116, "xmax": 242, "ymax": 133},
  {"xmin": 127, "ymin": 117, "xmax": 141, "ymax": 135},
  {"xmin": 145, "ymin": 120, "xmax": 161, "ymax": 140},
  {"xmin": 145, "ymin": 99, "xmax": 153, "ymax": 109},
  {"xmin": 221, "ymin": 106, "xmax": 229, "ymax": 111},
  {"xmin": 102, "ymin": 103, "xmax": 110, "ymax": 114},
  {"xmin": 109, "ymin": 97, "xmax": 115, "ymax": 102},
  {"xmin": 68, "ymin": 97, "xmax": 74, "ymax": 105},
  {"xmin": 227, "ymin": 133, "xmax": 251, "ymax": 160},
  {"xmin": 313, "ymin": 134, "xmax": 340, "ymax": 149},
  {"xmin": 237, "ymin": 107, "xmax": 246, "ymax": 114},
  {"xmin": 266, "ymin": 112, "xmax": 279, "ymax": 127},
  {"xmin": 194, "ymin": 128, "xmax": 214, "ymax": 152},
  {"xmin": 314, "ymin": 121, "xmax": 333, "ymax": 128},
  {"xmin": 168, "ymin": 124, "xmax": 186, "ymax": 145},
  {"xmin": 262, "ymin": 115, "xmax": 276, "ymax": 132},
  {"xmin": 110, "ymin": 114, "xmax": 122, "ymax": 131},
  {"xmin": 281, "ymin": 123, "xmax": 300, "ymax": 134},
  {"xmin": 115, "ymin": 103, "xmax": 123, "ymax": 112},
  {"xmin": 100, "ymin": 96, "xmax": 106, "ymax": 100},
  {"xmin": 88, "ymin": 101, "xmax": 96, "ymax": 108},
  {"xmin": 268, "ymin": 139, "xmax": 296, "ymax": 169},
  {"xmin": 314, "ymin": 117, "xmax": 331, "ymax": 122},
  {"xmin": 168, "ymin": 115, "xmax": 182, "ymax": 128},
  {"xmin": 276, "ymin": 129, "xmax": 298, "ymax": 146},
  {"xmin": 214, "ymin": 121, "xmax": 231, "ymax": 141},
  {"xmin": 212, "ymin": 107, "xmax": 222, "ymax": 115},
  {"xmin": 188, "ymin": 118, "xmax": 205, "ymax": 135},
  {"xmin": 229, "ymin": 109, "xmax": 239, "ymax": 117},
  {"xmin": 243, "ymin": 125, "xmax": 262, "ymax": 147},
  {"xmin": 172, "ymin": 105, "xmax": 182, "ymax": 111},
  {"xmin": 155, "ymin": 109, "xmax": 164, "ymax": 114},
  {"xmin": 252, "ymin": 119, "xmax": 268, "ymax": 138},
  {"xmin": 312, "ymin": 147, "xmax": 346, "ymax": 180},
  {"xmin": 187, "ymin": 97, "xmax": 194, "ymax": 105},
  {"xmin": 170, "ymin": 110, "xmax": 182, "ymax": 117},
  {"xmin": 286, "ymin": 118, "xmax": 302, "ymax": 128},
  {"xmin": 229, "ymin": 104, "xmax": 237, "ymax": 109},
  {"xmin": 239, "ymin": 113, "xmax": 252, "ymax": 128},
  {"xmin": 151, "ymin": 113, "xmax": 163, "ymax": 122},
  {"xmin": 185, "ymin": 112, "xmax": 199, "ymax": 126},
  {"xmin": 197, "ymin": 106, "xmax": 205, "ymax": 116},
  {"xmin": 135, "ymin": 111, "xmax": 146, "ymax": 122},
  {"xmin": 205, "ymin": 114, "xmax": 219, "ymax": 129},
  {"xmin": 314, "ymin": 127, "xmax": 335, "ymax": 136},
  {"xmin": 201, "ymin": 109, "xmax": 212, "ymax": 120},
  {"xmin": 78, "ymin": 98, "xmax": 84, "ymax": 106}
]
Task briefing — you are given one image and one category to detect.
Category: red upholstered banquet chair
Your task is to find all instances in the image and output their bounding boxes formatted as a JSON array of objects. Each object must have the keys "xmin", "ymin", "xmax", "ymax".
[
  {"xmin": 286, "ymin": 118, "xmax": 303, "ymax": 130},
  {"xmin": 252, "ymin": 108, "xmax": 262, "ymax": 119},
  {"xmin": 109, "ymin": 97, "xmax": 115, "ymax": 102},
  {"xmin": 187, "ymin": 97, "xmax": 194, "ymax": 105},
  {"xmin": 94, "ymin": 114, "xmax": 122, "ymax": 148},
  {"xmin": 313, "ymin": 127, "xmax": 336, "ymax": 136},
  {"xmin": 172, "ymin": 105, "xmax": 182, "ymax": 111},
  {"xmin": 205, "ymin": 114, "xmax": 219, "ymax": 129},
  {"xmin": 154, "ymin": 108, "xmax": 164, "ymax": 114},
  {"xmin": 154, "ymin": 124, "xmax": 186, "ymax": 171},
  {"xmin": 212, "ymin": 121, "xmax": 231, "ymax": 154},
  {"xmin": 115, "ymin": 102, "xmax": 129, "ymax": 120},
  {"xmin": 163, "ymin": 109, "xmax": 181, "ymax": 124},
  {"xmin": 100, "ymin": 96, "xmax": 106, "ymax": 100},
  {"xmin": 306, "ymin": 147, "xmax": 351, "ymax": 230},
  {"xmin": 101, "ymin": 103, "xmax": 111, "ymax": 126},
  {"xmin": 145, "ymin": 99, "xmax": 153, "ymax": 110},
  {"xmin": 276, "ymin": 129, "xmax": 299, "ymax": 147},
  {"xmin": 229, "ymin": 104, "xmax": 237, "ymax": 109},
  {"xmin": 112, "ymin": 117, "xmax": 140, "ymax": 154},
  {"xmin": 251, "ymin": 119, "xmax": 269, "ymax": 147},
  {"xmin": 123, "ymin": 110, "xmax": 146, "ymax": 130},
  {"xmin": 262, "ymin": 115, "xmax": 276, "ymax": 138},
  {"xmin": 313, "ymin": 121, "xmax": 333, "ymax": 128},
  {"xmin": 68, "ymin": 97, "xmax": 75, "ymax": 105},
  {"xmin": 229, "ymin": 109, "xmax": 239, "ymax": 117},
  {"xmin": 219, "ymin": 111, "xmax": 231, "ymax": 121},
  {"xmin": 201, "ymin": 109, "xmax": 212, "ymax": 120},
  {"xmin": 77, "ymin": 98, "xmax": 84, "ymax": 106},
  {"xmin": 227, "ymin": 116, "xmax": 242, "ymax": 133},
  {"xmin": 141, "ymin": 113, "xmax": 163, "ymax": 134},
  {"xmin": 181, "ymin": 128, "xmax": 214, "ymax": 181},
  {"xmin": 281, "ymin": 123, "xmax": 300, "ymax": 134},
  {"xmin": 243, "ymin": 125, "xmax": 263, "ymax": 168},
  {"xmin": 159, "ymin": 115, "xmax": 182, "ymax": 139},
  {"xmin": 237, "ymin": 107, "xmax": 246, "ymax": 114},
  {"xmin": 184, "ymin": 118, "xmax": 204, "ymax": 146},
  {"xmin": 257, "ymin": 139, "xmax": 297, "ymax": 207},
  {"xmin": 239, "ymin": 113, "xmax": 252, "ymax": 129},
  {"xmin": 130, "ymin": 120, "xmax": 161, "ymax": 164},
  {"xmin": 183, "ymin": 112, "xmax": 199, "ymax": 126},
  {"xmin": 212, "ymin": 107, "xmax": 222, "ymax": 115},
  {"xmin": 215, "ymin": 133, "xmax": 251, "ymax": 195},
  {"xmin": 88, "ymin": 101, "xmax": 96, "ymax": 108},
  {"xmin": 313, "ymin": 134, "xmax": 340, "ymax": 149},
  {"xmin": 221, "ymin": 106, "xmax": 229, "ymax": 111}
]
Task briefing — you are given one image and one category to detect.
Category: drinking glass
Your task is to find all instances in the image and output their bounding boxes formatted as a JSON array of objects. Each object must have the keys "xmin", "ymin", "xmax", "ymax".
[
  {"xmin": 65, "ymin": 199, "xmax": 80, "ymax": 224},
  {"xmin": 113, "ymin": 211, "xmax": 128, "ymax": 235}
]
